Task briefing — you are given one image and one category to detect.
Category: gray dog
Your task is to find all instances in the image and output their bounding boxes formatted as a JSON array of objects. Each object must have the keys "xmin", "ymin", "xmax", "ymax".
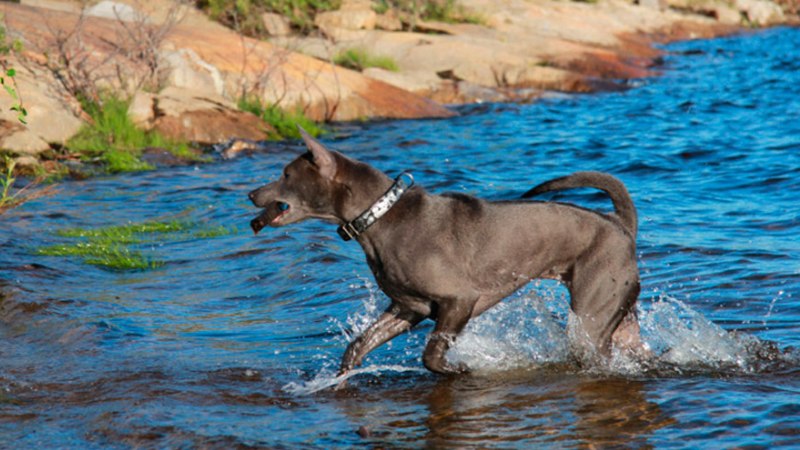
[{"xmin": 249, "ymin": 129, "xmax": 643, "ymax": 379}]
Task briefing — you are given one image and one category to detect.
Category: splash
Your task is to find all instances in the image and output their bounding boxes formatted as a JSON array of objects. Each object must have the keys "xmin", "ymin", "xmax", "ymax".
[
  {"xmin": 283, "ymin": 364, "xmax": 427, "ymax": 395},
  {"xmin": 288, "ymin": 279, "xmax": 796, "ymax": 395}
]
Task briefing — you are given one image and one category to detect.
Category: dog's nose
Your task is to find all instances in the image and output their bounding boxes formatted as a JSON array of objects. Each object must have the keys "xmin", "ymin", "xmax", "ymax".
[{"xmin": 248, "ymin": 189, "xmax": 259, "ymax": 204}]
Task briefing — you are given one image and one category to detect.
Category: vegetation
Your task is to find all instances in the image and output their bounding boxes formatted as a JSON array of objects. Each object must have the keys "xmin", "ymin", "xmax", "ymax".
[
  {"xmin": 0, "ymin": 15, "xmax": 27, "ymax": 124},
  {"xmin": 37, "ymin": 220, "xmax": 238, "ymax": 271},
  {"xmin": 67, "ymin": 95, "xmax": 197, "ymax": 173},
  {"xmin": 0, "ymin": 156, "xmax": 20, "ymax": 211},
  {"xmin": 374, "ymin": 0, "xmax": 486, "ymax": 26},
  {"xmin": 238, "ymin": 96, "xmax": 325, "ymax": 140},
  {"xmin": 334, "ymin": 48, "xmax": 399, "ymax": 72},
  {"xmin": 0, "ymin": 156, "xmax": 56, "ymax": 215},
  {"xmin": 197, "ymin": 0, "xmax": 342, "ymax": 35}
]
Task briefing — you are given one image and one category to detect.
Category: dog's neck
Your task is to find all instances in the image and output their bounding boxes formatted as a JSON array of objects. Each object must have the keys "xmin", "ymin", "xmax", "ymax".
[{"xmin": 333, "ymin": 155, "xmax": 395, "ymax": 226}]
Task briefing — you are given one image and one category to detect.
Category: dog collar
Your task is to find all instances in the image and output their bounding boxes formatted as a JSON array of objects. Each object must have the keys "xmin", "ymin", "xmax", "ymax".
[{"xmin": 337, "ymin": 172, "xmax": 414, "ymax": 241}]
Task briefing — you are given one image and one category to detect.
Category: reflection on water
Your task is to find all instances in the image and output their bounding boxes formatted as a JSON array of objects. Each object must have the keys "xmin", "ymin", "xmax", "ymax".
[{"xmin": 1, "ymin": 27, "xmax": 800, "ymax": 448}]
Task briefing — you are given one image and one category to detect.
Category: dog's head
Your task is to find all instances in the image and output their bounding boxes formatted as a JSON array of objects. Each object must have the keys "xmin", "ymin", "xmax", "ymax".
[{"xmin": 248, "ymin": 128, "xmax": 341, "ymax": 234}]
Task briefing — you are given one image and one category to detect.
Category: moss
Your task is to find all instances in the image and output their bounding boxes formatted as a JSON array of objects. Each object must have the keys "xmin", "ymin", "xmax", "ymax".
[
  {"xmin": 238, "ymin": 96, "xmax": 325, "ymax": 140},
  {"xmin": 333, "ymin": 48, "xmax": 399, "ymax": 72}
]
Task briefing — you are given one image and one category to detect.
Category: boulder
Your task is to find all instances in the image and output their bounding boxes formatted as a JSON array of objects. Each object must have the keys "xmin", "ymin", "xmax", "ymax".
[
  {"xmin": 144, "ymin": 87, "xmax": 272, "ymax": 143},
  {"xmin": 159, "ymin": 48, "xmax": 225, "ymax": 95},
  {"xmin": 315, "ymin": 0, "xmax": 377, "ymax": 37},
  {"xmin": 735, "ymin": 0, "xmax": 785, "ymax": 25},
  {"xmin": 0, "ymin": 55, "xmax": 83, "ymax": 155},
  {"xmin": 86, "ymin": 0, "xmax": 141, "ymax": 22},
  {"xmin": 261, "ymin": 12, "xmax": 291, "ymax": 36}
]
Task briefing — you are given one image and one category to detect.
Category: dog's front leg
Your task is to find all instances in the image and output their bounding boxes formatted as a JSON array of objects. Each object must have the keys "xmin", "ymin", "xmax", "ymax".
[{"xmin": 337, "ymin": 304, "xmax": 424, "ymax": 387}]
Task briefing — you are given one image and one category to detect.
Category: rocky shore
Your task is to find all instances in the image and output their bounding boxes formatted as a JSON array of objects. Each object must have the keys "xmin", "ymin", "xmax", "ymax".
[{"xmin": 0, "ymin": 0, "xmax": 796, "ymax": 170}]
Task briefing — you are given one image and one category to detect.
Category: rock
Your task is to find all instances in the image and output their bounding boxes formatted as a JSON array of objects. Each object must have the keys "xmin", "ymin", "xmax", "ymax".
[
  {"xmin": 262, "ymin": 12, "xmax": 291, "ymax": 36},
  {"xmin": 150, "ymin": 87, "xmax": 271, "ymax": 143},
  {"xmin": 140, "ymin": 146, "xmax": 202, "ymax": 167},
  {"xmin": 362, "ymin": 68, "xmax": 441, "ymax": 94},
  {"xmin": 86, "ymin": 0, "xmax": 141, "ymax": 22},
  {"xmin": 375, "ymin": 12, "xmax": 403, "ymax": 31},
  {"xmin": 735, "ymin": 0, "xmax": 785, "ymax": 25},
  {"xmin": 128, "ymin": 91, "xmax": 156, "ymax": 128},
  {"xmin": 638, "ymin": 0, "xmax": 668, "ymax": 10},
  {"xmin": 315, "ymin": 0, "xmax": 377, "ymax": 36},
  {"xmin": 0, "ymin": 55, "xmax": 83, "ymax": 154},
  {"xmin": 4, "ymin": 1, "xmax": 453, "ymax": 136},
  {"xmin": 159, "ymin": 47, "xmax": 225, "ymax": 96},
  {"xmin": 13, "ymin": 155, "xmax": 41, "ymax": 169},
  {"xmin": 714, "ymin": 5, "xmax": 743, "ymax": 23}
]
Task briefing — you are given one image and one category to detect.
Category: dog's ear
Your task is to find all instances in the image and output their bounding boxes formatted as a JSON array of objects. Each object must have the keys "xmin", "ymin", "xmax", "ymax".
[{"xmin": 298, "ymin": 126, "xmax": 336, "ymax": 180}]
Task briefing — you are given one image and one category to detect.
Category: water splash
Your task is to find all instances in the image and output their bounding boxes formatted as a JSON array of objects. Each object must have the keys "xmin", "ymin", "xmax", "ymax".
[{"xmin": 283, "ymin": 364, "xmax": 427, "ymax": 395}]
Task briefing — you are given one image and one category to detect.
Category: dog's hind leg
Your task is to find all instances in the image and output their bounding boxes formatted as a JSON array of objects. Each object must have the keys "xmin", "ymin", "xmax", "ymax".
[{"xmin": 566, "ymin": 256, "xmax": 640, "ymax": 362}]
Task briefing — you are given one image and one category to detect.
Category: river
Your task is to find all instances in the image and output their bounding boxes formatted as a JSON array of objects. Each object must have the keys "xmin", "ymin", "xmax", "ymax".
[{"xmin": 1, "ymin": 27, "xmax": 799, "ymax": 448}]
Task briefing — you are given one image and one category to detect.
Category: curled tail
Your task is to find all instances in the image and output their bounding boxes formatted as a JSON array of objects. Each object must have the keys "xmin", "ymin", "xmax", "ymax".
[{"xmin": 522, "ymin": 171, "xmax": 638, "ymax": 237}]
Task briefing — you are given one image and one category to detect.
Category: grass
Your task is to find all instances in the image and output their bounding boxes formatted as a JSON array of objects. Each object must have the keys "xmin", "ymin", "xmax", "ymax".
[
  {"xmin": 237, "ymin": 97, "xmax": 325, "ymax": 140},
  {"xmin": 0, "ymin": 156, "xmax": 19, "ymax": 211},
  {"xmin": 37, "ymin": 219, "xmax": 238, "ymax": 271},
  {"xmin": 0, "ymin": 156, "xmax": 57, "ymax": 215},
  {"xmin": 333, "ymin": 48, "xmax": 399, "ymax": 72},
  {"xmin": 67, "ymin": 95, "xmax": 197, "ymax": 174}
]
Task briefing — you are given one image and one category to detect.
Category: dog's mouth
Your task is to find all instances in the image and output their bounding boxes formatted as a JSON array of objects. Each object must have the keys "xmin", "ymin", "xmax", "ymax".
[{"xmin": 251, "ymin": 201, "xmax": 291, "ymax": 234}]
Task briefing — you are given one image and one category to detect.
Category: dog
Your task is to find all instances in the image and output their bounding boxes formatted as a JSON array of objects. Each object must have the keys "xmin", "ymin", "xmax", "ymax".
[{"xmin": 249, "ymin": 128, "xmax": 643, "ymax": 379}]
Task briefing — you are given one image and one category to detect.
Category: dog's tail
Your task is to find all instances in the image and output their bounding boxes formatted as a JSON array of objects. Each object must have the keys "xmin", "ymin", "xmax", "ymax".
[{"xmin": 522, "ymin": 171, "xmax": 638, "ymax": 237}]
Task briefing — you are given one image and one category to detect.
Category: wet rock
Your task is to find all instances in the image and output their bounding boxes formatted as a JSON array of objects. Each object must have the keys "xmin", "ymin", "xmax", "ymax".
[
  {"xmin": 140, "ymin": 146, "xmax": 202, "ymax": 167},
  {"xmin": 218, "ymin": 138, "xmax": 267, "ymax": 160}
]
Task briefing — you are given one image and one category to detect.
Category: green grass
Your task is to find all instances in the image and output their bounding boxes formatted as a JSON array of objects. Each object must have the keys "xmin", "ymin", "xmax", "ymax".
[
  {"xmin": 37, "ymin": 220, "xmax": 237, "ymax": 271},
  {"xmin": 238, "ymin": 97, "xmax": 325, "ymax": 140},
  {"xmin": 0, "ymin": 156, "xmax": 19, "ymax": 211},
  {"xmin": 333, "ymin": 48, "xmax": 399, "ymax": 72},
  {"xmin": 67, "ymin": 95, "xmax": 197, "ymax": 174}
]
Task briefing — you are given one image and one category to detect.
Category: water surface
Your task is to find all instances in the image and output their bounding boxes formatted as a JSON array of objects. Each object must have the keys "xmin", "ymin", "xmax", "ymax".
[{"xmin": 1, "ymin": 27, "xmax": 799, "ymax": 448}]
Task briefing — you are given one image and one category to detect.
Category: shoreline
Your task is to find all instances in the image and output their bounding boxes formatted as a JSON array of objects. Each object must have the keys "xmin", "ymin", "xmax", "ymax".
[{"xmin": 0, "ymin": 0, "xmax": 796, "ymax": 182}]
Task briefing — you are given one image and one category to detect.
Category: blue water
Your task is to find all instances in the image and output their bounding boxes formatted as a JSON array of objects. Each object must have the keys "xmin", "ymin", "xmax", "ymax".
[{"xmin": 1, "ymin": 27, "xmax": 799, "ymax": 448}]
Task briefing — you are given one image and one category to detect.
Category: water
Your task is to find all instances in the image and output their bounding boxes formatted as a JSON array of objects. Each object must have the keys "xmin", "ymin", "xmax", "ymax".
[{"xmin": 2, "ymin": 27, "xmax": 799, "ymax": 448}]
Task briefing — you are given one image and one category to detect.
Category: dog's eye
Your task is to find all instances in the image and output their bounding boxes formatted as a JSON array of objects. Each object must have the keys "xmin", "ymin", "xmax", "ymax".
[{"xmin": 283, "ymin": 171, "xmax": 289, "ymax": 180}]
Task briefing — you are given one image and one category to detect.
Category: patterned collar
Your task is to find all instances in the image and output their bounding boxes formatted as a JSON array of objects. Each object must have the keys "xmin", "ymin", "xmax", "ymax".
[{"xmin": 337, "ymin": 172, "xmax": 414, "ymax": 241}]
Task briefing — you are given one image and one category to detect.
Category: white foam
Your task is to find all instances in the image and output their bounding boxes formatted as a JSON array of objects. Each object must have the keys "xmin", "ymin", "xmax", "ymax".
[
  {"xmin": 288, "ymin": 280, "xmax": 787, "ymax": 394},
  {"xmin": 283, "ymin": 364, "xmax": 427, "ymax": 395}
]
